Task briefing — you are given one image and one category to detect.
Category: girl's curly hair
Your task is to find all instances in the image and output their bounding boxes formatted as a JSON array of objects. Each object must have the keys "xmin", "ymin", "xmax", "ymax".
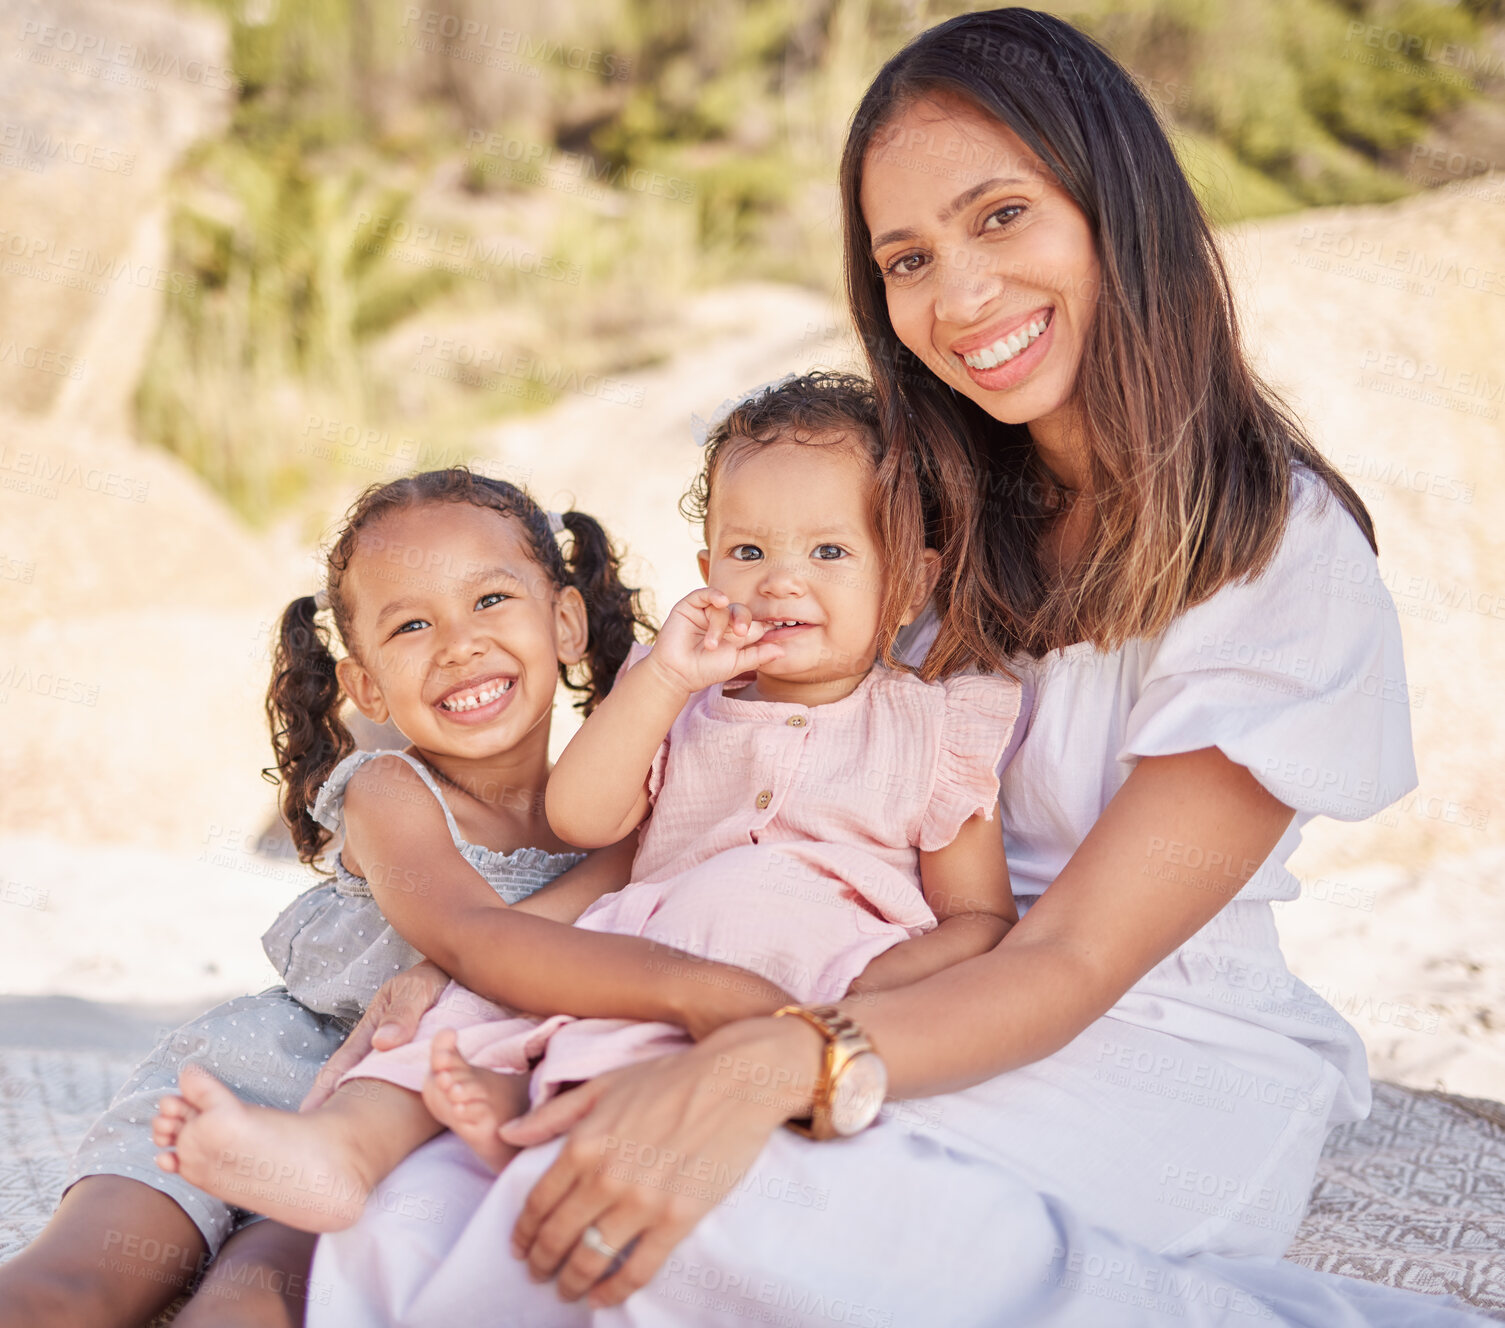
[{"xmin": 266, "ymin": 468, "xmax": 654, "ymax": 865}]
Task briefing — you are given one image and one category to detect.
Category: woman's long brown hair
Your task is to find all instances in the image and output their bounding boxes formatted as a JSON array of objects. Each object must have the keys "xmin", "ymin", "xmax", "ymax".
[{"xmin": 840, "ymin": 7, "xmax": 1375, "ymax": 671}]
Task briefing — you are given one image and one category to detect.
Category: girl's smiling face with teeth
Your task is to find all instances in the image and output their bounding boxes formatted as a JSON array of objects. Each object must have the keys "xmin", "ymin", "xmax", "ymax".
[
  {"xmin": 860, "ymin": 93, "xmax": 1100, "ymax": 445},
  {"xmin": 334, "ymin": 502, "xmax": 587, "ymax": 760}
]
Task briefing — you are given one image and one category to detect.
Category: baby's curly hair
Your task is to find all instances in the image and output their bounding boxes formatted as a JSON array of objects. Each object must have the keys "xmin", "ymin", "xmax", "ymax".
[{"xmin": 679, "ymin": 370, "xmax": 932, "ymax": 676}]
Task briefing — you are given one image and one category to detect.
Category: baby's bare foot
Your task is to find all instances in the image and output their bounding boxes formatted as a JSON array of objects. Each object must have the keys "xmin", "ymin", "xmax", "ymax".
[
  {"xmin": 161, "ymin": 1064, "xmax": 378, "ymax": 1233},
  {"xmin": 151, "ymin": 1088, "xmax": 200, "ymax": 1172},
  {"xmin": 422, "ymin": 1030, "xmax": 526, "ymax": 1172}
]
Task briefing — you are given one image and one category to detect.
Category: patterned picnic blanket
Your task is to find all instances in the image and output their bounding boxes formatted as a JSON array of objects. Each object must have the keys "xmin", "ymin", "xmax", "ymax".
[{"xmin": 2, "ymin": 1051, "xmax": 1502, "ymax": 1318}]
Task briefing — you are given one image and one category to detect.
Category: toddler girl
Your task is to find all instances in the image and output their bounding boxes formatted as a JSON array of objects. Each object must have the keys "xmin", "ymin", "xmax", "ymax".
[{"xmin": 154, "ymin": 373, "xmax": 1023, "ymax": 1236}]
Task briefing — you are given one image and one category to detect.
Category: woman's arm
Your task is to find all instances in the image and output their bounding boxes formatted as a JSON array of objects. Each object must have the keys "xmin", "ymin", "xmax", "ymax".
[
  {"xmin": 845, "ymin": 809, "xmax": 1016, "ymax": 994},
  {"xmin": 343, "ymin": 757, "xmax": 792, "ymax": 1035},
  {"xmin": 833, "ymin": 745, "xmax": 1294, "ymax": 1095},
  {"xmin": 502, "ymin": 746, "xmax": 1298, "ymax": 1306}
]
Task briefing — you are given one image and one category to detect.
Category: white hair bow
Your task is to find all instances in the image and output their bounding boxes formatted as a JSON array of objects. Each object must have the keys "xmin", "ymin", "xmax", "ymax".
[{"xmin": 689, "ymin": 372, "xmax": 801, "ymax": 446}]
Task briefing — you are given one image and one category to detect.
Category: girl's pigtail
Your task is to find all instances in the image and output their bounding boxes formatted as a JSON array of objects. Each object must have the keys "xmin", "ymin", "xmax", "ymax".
[
  {"xmin": 263, "ymin": 595, "xmax": 354, "ymax": 866},
  {"xmin": 560, "ymin": 511, "xmax": 654, "ymax": 714}
]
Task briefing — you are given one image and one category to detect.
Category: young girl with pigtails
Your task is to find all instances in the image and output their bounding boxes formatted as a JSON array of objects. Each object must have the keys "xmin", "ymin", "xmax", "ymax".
[{"xmin": 0, "ymin": 468, "xmax": 787, "ymax": 1327}]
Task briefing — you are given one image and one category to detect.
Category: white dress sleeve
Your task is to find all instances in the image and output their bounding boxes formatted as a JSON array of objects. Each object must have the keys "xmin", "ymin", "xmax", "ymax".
[{"xmin": 1120, "ymin": 470, "xmax": 1418, "ymax": 820}]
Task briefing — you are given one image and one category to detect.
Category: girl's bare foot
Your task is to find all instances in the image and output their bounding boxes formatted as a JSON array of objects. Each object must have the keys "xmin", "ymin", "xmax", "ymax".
[
  {"xmin": 152, "ymin": 1064, "xmax": 378, "ymax": 1233},
  {"xmin": 421, "ymin": 1030, "xmax": 526, "ymax": 1171}
]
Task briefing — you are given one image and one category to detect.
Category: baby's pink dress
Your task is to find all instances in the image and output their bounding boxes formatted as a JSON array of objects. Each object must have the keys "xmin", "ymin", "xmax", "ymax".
[{"xmin": 344, "ymin": 654, "xmax": 1021, "ymax": 1106}]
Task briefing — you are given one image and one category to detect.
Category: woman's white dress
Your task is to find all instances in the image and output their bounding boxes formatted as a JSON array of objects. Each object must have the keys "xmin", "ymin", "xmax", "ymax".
[{"xmin": 308, "ymin": 470, "xmax": 1490, "ymax": 1325}]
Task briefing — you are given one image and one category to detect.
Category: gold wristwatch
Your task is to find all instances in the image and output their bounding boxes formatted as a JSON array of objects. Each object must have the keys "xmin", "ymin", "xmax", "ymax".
[{"xmin": 772, "ymin": 1004, "xmax": 887, "ymax": 1140}]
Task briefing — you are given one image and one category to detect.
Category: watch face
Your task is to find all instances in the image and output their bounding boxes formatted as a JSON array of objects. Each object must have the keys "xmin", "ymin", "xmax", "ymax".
[{"xmin": 829, "ymin": 1051, "xmax": 887, "ymax": 1136}]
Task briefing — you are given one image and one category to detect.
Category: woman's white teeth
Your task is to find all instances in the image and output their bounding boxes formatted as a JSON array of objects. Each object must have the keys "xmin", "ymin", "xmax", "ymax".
[
  {"xmin": 962, "ymin": 315, "xmax": 1050, "ymax": 369},
  {"xmin": 767, "ymin": 620, "xmax": 803, "ymax": 628},
  {"xmin": 441, "ymin": 679, "xmax": 512, "ymax": 711}
]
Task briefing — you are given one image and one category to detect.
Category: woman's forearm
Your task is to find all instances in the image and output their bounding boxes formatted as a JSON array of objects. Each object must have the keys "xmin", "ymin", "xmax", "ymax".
[{"xmin": 837, "ymin": 932, "xmax": 1110, "ymax": 1097}]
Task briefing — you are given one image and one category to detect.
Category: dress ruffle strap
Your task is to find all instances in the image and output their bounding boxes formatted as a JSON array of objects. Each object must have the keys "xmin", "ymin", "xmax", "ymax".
[
  {"xmin": 309, "ymin": 749, "xmax": 468, "ymax": 849},
  {"xmin": 917, "ymin": 673, "xmax": 1023, "ymax": 851}
]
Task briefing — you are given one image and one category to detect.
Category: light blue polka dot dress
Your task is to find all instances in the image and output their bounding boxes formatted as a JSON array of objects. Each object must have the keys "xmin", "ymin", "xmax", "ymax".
[{"xmin": 66, "ymin": 750, "xmax": 584, "ymax": 1254}]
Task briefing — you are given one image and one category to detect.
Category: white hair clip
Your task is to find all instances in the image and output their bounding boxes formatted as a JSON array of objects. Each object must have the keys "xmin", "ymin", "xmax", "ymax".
[
  {"xmin": 313, "ymin": 587, "xmax": 331, "ymax": 611},
  {"xmin": 546, "ymin": 510, "xmax": 566, "ymax": 535},
  {"xmin": 689, "ymin": 372, "xmax": 802, "ymax": 447}
]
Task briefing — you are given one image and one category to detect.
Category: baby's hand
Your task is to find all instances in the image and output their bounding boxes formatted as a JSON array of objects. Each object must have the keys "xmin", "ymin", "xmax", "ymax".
[{"xmin": 648, "ymin": 588, "xmax": 785, "ymax": 694}]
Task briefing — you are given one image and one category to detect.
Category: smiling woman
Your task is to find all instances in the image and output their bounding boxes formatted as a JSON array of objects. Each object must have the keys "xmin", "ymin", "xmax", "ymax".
[
  {"xmin": 842, "ymin": 25, "xmax": 1377, "ymax": 675},
  {"xmin": 862, "ymin": 109, "xmax": 1098, "ymax": 455}
]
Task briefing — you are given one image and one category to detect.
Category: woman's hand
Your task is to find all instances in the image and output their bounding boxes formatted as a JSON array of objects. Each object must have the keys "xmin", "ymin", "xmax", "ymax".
[
  {"xmin": 499, "ymin": 1014, "xmax": 825, "ymax": 1308},
  {"xmin": 645, "ymin": 588, "xmax": 784, "ymax": 695},
  {"xmin": 299, "ymin": 960, "xmax": 450, "ymax": 1109}
]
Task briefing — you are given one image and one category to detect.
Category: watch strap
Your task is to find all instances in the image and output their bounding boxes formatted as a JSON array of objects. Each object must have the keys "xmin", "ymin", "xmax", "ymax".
[{"xmin": 773, "ymin": 1004, "xmax": 877, "ymax": 1140}]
